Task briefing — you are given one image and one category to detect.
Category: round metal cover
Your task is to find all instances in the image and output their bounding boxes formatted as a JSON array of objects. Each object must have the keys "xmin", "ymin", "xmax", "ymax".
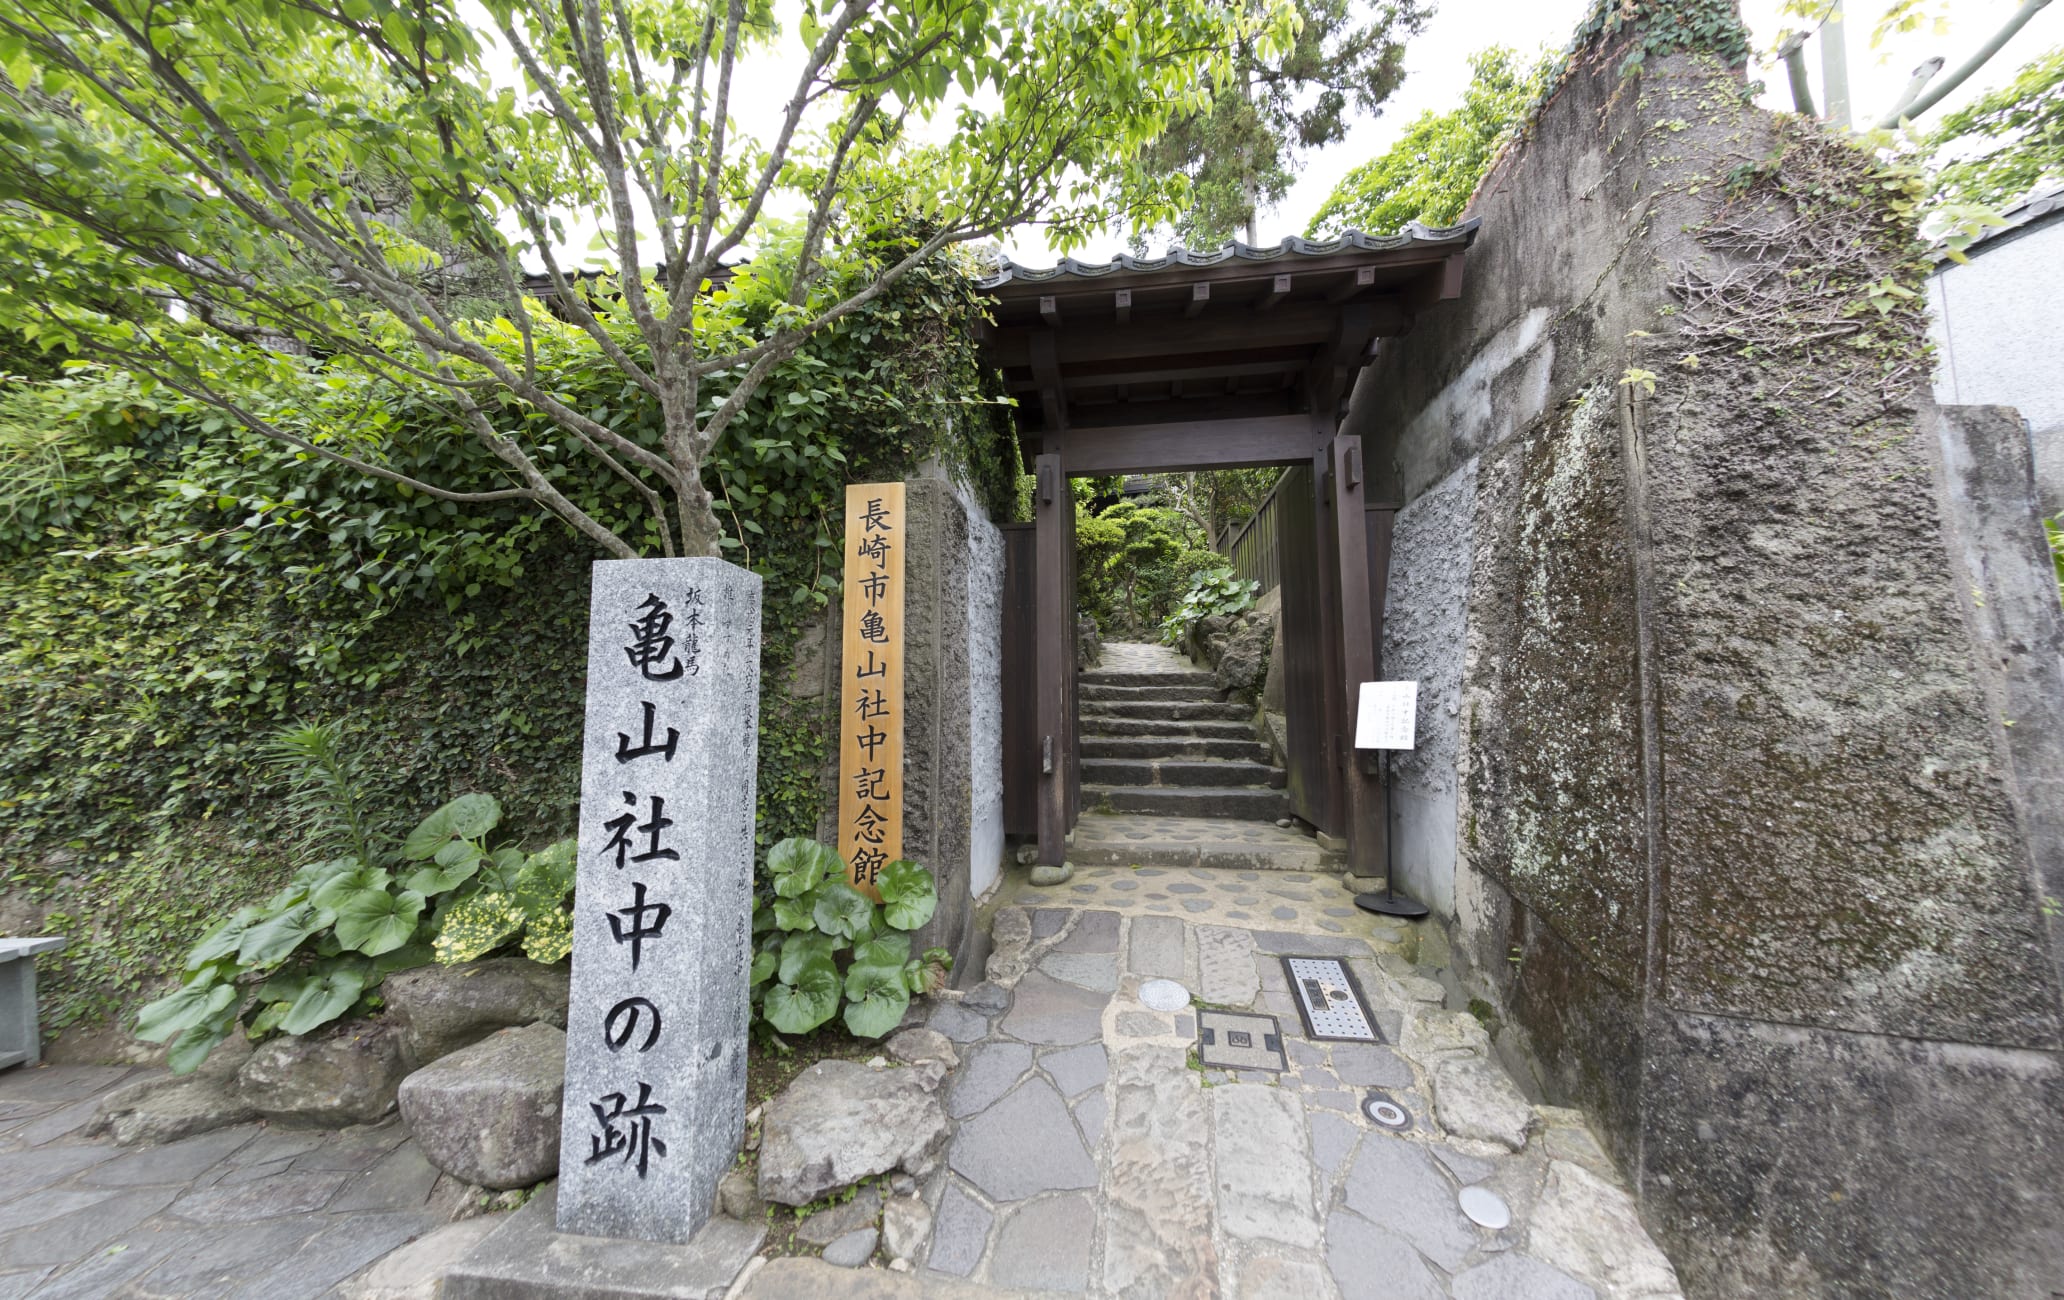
[
  {"xmin": 1361, "ymin": 1092, "xmax": 1411, "ymax": 1130},
  {"xmin": 1459, "ymin": 1186, "xmax": 1511, "ymax": 1230},
  {"xmin": 1140, "ymin": 979, "xmax": 1190, "ymax": 1012}
]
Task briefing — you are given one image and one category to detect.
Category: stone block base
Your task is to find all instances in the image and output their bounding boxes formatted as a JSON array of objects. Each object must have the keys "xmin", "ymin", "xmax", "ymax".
[{"xmin": 442, "ymin": 1186, "xmax": 765, "ymax": 1300}]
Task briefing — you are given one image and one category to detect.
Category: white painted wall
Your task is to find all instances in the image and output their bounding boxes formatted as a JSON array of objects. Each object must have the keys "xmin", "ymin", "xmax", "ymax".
[{"xmin": 1928, "ymin": 202, "xmax": 2064, "ymax": 513}]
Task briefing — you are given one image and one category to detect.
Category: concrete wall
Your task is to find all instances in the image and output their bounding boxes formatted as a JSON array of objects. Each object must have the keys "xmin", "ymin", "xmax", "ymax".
[
  {"xmin": 1928, "ymin": 204, "xmax": 2064, "ymax": 514},
  {"xmin": 1347, "ymin": 49, "xmax": 2064, "ymax": 1298},
  {"xmin": 1379, "ymin": 459, "xmax": 1476, "ymax": 918}
]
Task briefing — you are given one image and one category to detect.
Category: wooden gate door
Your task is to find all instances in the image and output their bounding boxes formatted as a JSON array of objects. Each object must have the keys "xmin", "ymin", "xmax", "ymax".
[
  {"xmin": 1000, "ymin": 523, "xmax": 1037, "ymax": 836},
  {"xmin": 1277, "ymin": 464, "xmax": 1337, "ymax": 834}
]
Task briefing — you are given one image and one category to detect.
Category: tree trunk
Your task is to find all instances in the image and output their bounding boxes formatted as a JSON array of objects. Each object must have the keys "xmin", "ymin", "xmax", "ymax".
[{"xmin": 678, "ymin": 477, "xmax": 725, "ymax": 559}]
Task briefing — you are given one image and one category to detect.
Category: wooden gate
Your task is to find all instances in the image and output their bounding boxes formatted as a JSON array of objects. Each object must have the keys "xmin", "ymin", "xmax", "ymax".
[
  {"xmin": 1278, "ymin": 464, "xmax": 1337, "ymax": 834},
  {"xmin": 1000, "ymin": 509, "xmax": 1080, "ymax": 839}
]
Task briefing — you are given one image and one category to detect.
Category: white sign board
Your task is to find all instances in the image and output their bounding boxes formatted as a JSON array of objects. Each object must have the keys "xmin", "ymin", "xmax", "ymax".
[{"xmin": 1355, "ymin": 681, "xmax": 1418, "ymax": 750}]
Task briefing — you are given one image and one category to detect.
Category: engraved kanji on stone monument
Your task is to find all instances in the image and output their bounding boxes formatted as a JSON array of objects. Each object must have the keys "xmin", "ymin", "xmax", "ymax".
[{"xmin": 559, "ymin": 557, "xmax": 760, "ymax": 1245}]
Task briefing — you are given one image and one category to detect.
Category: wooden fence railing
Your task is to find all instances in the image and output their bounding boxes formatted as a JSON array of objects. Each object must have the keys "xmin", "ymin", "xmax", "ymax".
[{"xmin": 1215, "ymin": 473, "xmax": 1289, "ymax": 596}]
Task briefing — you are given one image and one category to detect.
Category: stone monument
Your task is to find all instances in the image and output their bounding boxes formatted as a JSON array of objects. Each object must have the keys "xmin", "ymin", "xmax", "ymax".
[{"xmin": 558, "ymin": 557, "xmax": 761, "ymax": 1244}]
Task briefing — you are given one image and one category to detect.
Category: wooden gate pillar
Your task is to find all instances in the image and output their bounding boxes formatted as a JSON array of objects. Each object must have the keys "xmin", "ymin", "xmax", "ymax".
[
  {"xmin": 1327, "ymin": 435, "xmax": 1386, "ymax": 879},
  {"xmin": 1033, "ymin": 453, "xmax": 1070, "ymax": 868}
]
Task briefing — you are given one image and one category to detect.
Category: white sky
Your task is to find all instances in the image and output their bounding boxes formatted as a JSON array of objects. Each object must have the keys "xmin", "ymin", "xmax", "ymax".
[
  {"xmin": 992, "ymin": 0, "xmax": 2064, "ymax": 266},
  {"xmin": 504, "ymin": 0, "xmax": 2064, "ymax": 271}
]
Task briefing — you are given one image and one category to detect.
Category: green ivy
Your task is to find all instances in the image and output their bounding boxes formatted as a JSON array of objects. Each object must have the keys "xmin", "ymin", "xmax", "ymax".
[{"xmin": 0, "ymin": 252, "xmax": 1004, "ymax": 1035}]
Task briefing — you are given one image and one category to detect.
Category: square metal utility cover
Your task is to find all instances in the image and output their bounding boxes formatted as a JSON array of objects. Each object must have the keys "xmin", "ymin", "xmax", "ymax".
[
  {"xmin": 1197, "ymin": 1010, "xmax": 1288, "ymax": 1072},
  {"xmin": 1282, "ymin": 956, "xmax": 1382, "ymax": 1042}
]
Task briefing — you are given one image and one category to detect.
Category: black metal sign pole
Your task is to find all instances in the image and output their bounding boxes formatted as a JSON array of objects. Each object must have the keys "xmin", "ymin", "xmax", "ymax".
[{"xmin": 1355, "ymin": 746, "xmax": 1428, "ymax": 919}]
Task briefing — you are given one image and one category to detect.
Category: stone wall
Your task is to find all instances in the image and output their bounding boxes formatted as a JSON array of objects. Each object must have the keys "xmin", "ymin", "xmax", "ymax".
[
  {"xmin": 1346, "ymin": 49, "xmax": 2064, "ymax": 1297},
  {"xmin": 813, "ymin": 474, "xmax": 1004, "ymax": 980}
]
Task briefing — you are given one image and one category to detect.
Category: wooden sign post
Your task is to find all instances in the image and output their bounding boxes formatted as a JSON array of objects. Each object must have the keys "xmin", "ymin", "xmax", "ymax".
[{"xmin": 838, "ymin": 483, "xmax": 905, "ymax": 898}]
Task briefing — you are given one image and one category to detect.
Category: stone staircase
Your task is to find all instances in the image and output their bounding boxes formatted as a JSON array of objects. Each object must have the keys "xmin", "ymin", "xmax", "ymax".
[{"xmin": 1078, "ymin": 666, "xmax": 1290, "ymax": 820}]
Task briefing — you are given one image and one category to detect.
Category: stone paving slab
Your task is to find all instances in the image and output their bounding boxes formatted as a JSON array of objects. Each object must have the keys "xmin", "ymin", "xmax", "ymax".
[
  {"xmin": 921, "ymin": 864, "xmax": 1685, "ymax": 1298},
  {"xmin": 0, "ymin": 1065, "xmax": 486, "ymax": 1299}
]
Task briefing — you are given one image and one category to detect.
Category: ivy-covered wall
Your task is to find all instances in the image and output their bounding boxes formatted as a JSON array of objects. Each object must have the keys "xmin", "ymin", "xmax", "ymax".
[{"xmin": 0, "ymin": 255, "xmax": 1014, "ymax": 1039}]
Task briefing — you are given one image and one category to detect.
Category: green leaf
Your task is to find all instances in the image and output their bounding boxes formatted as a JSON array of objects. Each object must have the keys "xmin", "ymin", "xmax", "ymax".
[
  {"xmin": 405, "ymin": 841, "xmax": 482, "ymax": 895},
  {"xmin": 372, "ymin": 939, "xmax": 435, "ymax": 976},
  {"xmin": 763, "ymin": 961, "xmax": 840, "ymax": 1034},
  {"xmin": 768, "ymin": 837, "xmax": 837, "ymax": 897},
  {"xmin": 841, "ymin": 961, "xmax": 911, "ymax": 1039},
  {"xmin": 311, "ymin": 864, "xmax": 390, "ymax": 910},
  {"xmin": 401, "ymin": 792, "xmax": 501, "ymax": 860},
  {"xmin": 749, "ymin": 947, "xmax": 779, "ymax": 986},
  {"xmin": 520, "ymin": 907, "xmax": 572, "ymax": 963},
  {"xmin": 135, "ymin": 975, "xmax": 237, "ymax": 1043},
  {"xmin": 778, "ymin": 931, "xmax": 837, "ymax": 985},
  {"xmin": 877, "ymin": 860, "xmax": 936, "ymax": 931},
  {"xmin": 291, "ymin": 856, "xmax": 358, "ymax": 895},
  {"xmin": 432, "ymin": 893, "xmax": 524, "ymax": 964},
  {"xmin": 167, "ymin": 1006, "xmax": 238, "ymax": 1075},
  {"xmin": 852, "ymin": 931, "xmax": 911, "ymax": 971},
  {"xmin": 278, "ymin": 967, "xmax": 367, "ymax": 1034},
  {"xmin": 813, "ymin": 880, "xmax": 875, "ymax": 941},
  {"xmin": 332, "ymin": 888, "xmax": 425, "ymax": 956},
  {"xmin": 246, "ymin": 1000, "xmax": 292, "ymax": 1038},
  {"xmin": 773, "ymin": 894, "xmax": 817, "ymax": 932},
  {"xmin": 237, "ymin": 902, "xmax": 335, "ymax": 967},
  {"xmin": 185, "ymin": 906, "xmax": 264, "ymax": 970}
]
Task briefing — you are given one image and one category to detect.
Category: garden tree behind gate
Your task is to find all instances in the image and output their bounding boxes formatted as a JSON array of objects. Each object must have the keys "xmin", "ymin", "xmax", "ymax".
[{"xmin": 0, "ymin": 0, "xmax": 1286, "ymax": 559}]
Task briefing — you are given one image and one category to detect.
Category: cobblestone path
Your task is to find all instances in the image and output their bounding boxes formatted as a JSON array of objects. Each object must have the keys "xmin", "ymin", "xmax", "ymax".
[{"xmin": 919, "ymin": 867, "xmax": 1685, "ymax": 1298}]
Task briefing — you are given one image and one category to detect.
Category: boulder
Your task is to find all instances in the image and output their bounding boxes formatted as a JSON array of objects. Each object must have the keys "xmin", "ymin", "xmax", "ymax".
[
  {"xmin": 91, "ymin": 1073, "xmax": 257, "ymax": 1147},
  {"xmin": 1074, "ymin": 615, "xmax": 1103, "ymax": 671},
  {"xmin": 397, "ymin": 1023, "xmax": 564, "ymax": 1189},
  {"xmin": 885, "ymin": 1028, "xmax": 958, "ymax": 1071},
  {"xmin": 235, "ymin": 1018, "xmax": 407, "ymax": 1127},
  {"xmin": 381, "ymin": 957, "xmax": 569, "ymax": 1069},
  {"xmin": 882, "ymin": 1194, "xmax": 933, "ymax": 1263},
  {"xmin": 1213, "ymin": 614, "xmax": 1274, "ymax": 699},
  {"xmin": 757, "ymin": 1060, "xmax": 950, "ymax": 1206},
  {"xmin": 1429, "ymin": 1055, "xmax": 1533, "ymax": 1152},
  {"xmin": 717, "ymin": 1164, "xmax": 766, "ymax": 1221},
  {"xmin": 795, "ymin": 1186, "xmax": 883, "ymax": 1246}
]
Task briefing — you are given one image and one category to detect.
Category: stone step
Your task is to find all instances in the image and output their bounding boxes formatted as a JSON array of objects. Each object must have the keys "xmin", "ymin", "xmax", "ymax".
[
  {"xmin": 1079, "ymin": 717, "xmax": 1257, "ymax": 740},
  {"xmin": 1066, "ymin": 814, "xmax": 1343, "ymax": 872},
  {"xmin": 1078, "ymin": 736, "xmax": 1272, "ymax": 763},
  {"xmin": 1081, "ymin": 700, "xmax": 1251, "ymax": 722},
  {"xmin": 1080, "ymin": 758, "xmax": 1286, "ymax": 789},
  {"xmin": 1086, "ymin": 785, "xmax": 1292, "ymax": 820},
  {"xmin": 1077, "ymin": 682, "xmax": 1223, "ymax": 704},
  {"xmin": 1078, "ymin": 669, "xmax": 1214, "ymax": 689}
]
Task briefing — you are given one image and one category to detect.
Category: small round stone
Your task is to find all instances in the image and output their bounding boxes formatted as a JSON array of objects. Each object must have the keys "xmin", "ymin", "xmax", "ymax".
[
  {"xmin": 1139, "ymin": 979, "xmax": 1191, "ymax": 1011},
  {"xmin": 1029, "ymin": 863, "xmax": 1074, "ymax": 887},
  {"xmin": 1459, "ymin": 1186, "xmax": 1512, "ymax": 1230}
]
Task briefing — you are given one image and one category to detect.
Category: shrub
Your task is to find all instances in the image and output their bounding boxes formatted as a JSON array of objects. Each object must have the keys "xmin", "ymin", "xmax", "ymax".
[
  {"xmin": 1159, "ymin": 566, "xmax": 1260, "ymax": 646},
  {"xmin": 750, "ymin": 838, "xmax": 950, "ymax": 1040},
  {"xmin": 132, "ymin": 734, "xmax": 573, "ymax": 1072}
]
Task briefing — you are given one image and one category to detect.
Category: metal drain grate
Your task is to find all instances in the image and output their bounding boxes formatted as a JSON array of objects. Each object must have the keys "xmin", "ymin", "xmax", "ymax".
[
  {"xmin": 1282, "ymin": 956, "xmax": 1381, "ymax": 1042},
  {"xmin": 1197, "ymin": 1010, "xmax": 1288, "ymax": 1072}
]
